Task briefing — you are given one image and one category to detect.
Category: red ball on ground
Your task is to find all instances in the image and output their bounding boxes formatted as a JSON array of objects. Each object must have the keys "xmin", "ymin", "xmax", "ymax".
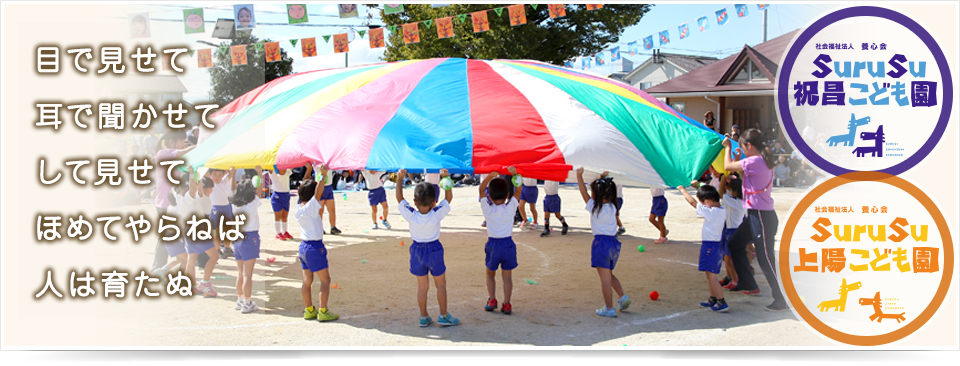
[
  {"xmin": 649, "ymin": 291, "xmax": 659, "ymax": 300},
  {"xmin": 267, "ymin": 257, "xmax": 276, "ymax": 263}
]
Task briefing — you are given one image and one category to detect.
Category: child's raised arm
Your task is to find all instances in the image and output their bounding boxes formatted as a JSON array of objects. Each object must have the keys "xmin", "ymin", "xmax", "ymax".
[
  {"xmin": 314, "ymin": 164, "xmax": 328, "ymax": 203},
  {"xmin": 228, "ymin": 167, "xmax": 237, "ymax": 192},
  {"xmin": 508, "ymin": 167, "xmax": 522, "ymax": 200},
  {"xmin": 303, "ymin": 162, "xmax": 314, "ymax": 181},
  {"xmin": 719, "ymin": 174, "xmax": 728, "ymax": 200},
  {"xmin": 576, "ymin": 167, "xmax": 590, "ymax": 204},
  {"xmin": 440, "ymin": 168, "xmax": 453, "ymax": 204},
  {"xmin": 722, "ymin": 137, "xmax": 744, "ymax": 173},
  {"xmin": 187, "ymin": 166, "xmax": 198, "ymax": 197},
  {"xmin": 395, "ymin": 169, "xmax": 406, "ymax": 203},
  {"xmin": 678, "ymin": 185, "xmax": 698, "ymax": 208},
  {"xmin": 479, "ymin": 171, "xmax": 497, "ymax": 198}
]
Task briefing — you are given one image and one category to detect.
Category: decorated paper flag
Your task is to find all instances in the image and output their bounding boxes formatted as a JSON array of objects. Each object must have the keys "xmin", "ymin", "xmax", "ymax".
[
  {"xmin": 658, "ymin": 30, "xmax": 670, "ymax": 46},
  {"xmin": 586, "ymin": 4, "xmax": 603, "ymax": 11},
  {"xmin": 548, "ymin": 4, "xmax": 566, "ymax": 18},
  {"xmin": 564, "ymin": 61, "xmax": 574, "ymax": 68},
  {"xmin": 582, "ymin": 57, "xmax": 592, "ymax": 69},
  {"xmin": 716, "ymin": 8, "xmax": 728, "ymax": 26},
  {"xmin": 508, "ymin": 4, "xmax": 526, "ymax": 26},
  {"xmin": 628, "ymin": 41, "xmax": 638, "ymax": 56},
  {"xmin": 757, "ymin": 4, "xmax": 770, "ymax": 11},
  {"xmin": 339, "ymin": 4, "xmax": 358, "ymax": 18},
  {"xmin": 698, "ymin": 16, "xmax": 710, "ymax": 32},
  {"xmin": 265, "ymin": 42, "xmax": 280, "ymax": 62},
  {"xmin": 595, "ymin": 52, "xmax": 605, "ymax": 66},
  {"xmin": 472, "ymin": 11, "xmax": 489, "ymax": 33},
  {"xmin": 643, "ymin": 35, "xmax": 654, "ymax": 50},
  {"xmin": 230, "ymin": 45, "xmax": 247, "ymax": 66},
  {"xmin": 678, "ymin": 23, "xmax": 689, "ymax": 39},
  {"xmin": 183, "ymin": 8, "xmax": 205, "ymax": 34},
  {"xmin": 735, "ymin": 4, "xmax": 748, "ymax": 17},
  {"xmin": 197, "ymin": 48, "xmax": 212, "ymax": 68},
  {"xmin": 333, "ymin": 33, "xmax": 349, "ymax": 53},
  {"xmin": 369, "ymin": 27, "xmax": 385, "ymax": 48},
  {"xmin": 403, "ymin": 23, "xmax": 420, "ymax": 44},
  {"xmin": 301, "ymin": 37, "xmax": 317, "ymax": 57},
  {"xmin": 610, "ymin": 47, "xmax": 621, "ymax": 62},
  {"xmin": 322, "ymin": 35, "xmax": 331, "ymax": 43},
  {"xmin": 287, "ymin": 4, "xmax": 308, "ymax": 24},
  {"xmin": 384, "ymin": 4, "xmax": 404, "ymax": 15},
  {"xmin": 436, "ymin": 17, "xmax": 454, "ymax": 39},
  {"xmin": 129, "ymin": 13, "xmax": 151, "ymax": 38}
]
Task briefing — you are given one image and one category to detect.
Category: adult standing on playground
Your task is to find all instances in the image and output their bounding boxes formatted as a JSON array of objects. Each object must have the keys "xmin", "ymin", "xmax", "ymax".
[{"xmin": 721, "ymin": 128, "xmax": 787, "ymax": 311}]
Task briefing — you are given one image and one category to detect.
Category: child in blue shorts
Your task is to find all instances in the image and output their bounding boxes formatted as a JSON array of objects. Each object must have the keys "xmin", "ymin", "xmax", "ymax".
[
  {"xmin": 576, "ymin": 167, "xmax": 631, "ymax": 318},
  {"xmin": 181, "ymin": 167, "xmax": 219, "ymax": 298},
  {"xmin": 679, "ymin": 182, "xmax": 729, "ymax": 312},
  {"xmin": 362, "ymin": 170, "xmax": 391, "ymax": 230},
  {"xmin": 268, "ymin": 169, "xmax": 293, "ymax": 240},
  {"xmin": 295, "ymin": 164, "xmax": 340, "ymax": 322},
  {"xmin": 540, "ymin": 180, "xmax": 569, "ymax": 237},
  {"xmin": 518, "ymin": 177, "xmax": 539, "ymax": 230},
  {"xmin": 207, "ymin": 168, "xmax": 236, "ymax": 258},
  {"xmin": 231, "ymin": 168, "xmax": 263, "ymax": 314},
  {"xmin": 396, "ymin": 168, "xmax": 460, "ymax": 327},
  {"xmin": 478, "ymin": 167, "xmax": 523, "ymax": 314},
  {"xmin": 719, "ymin": 174, "xmax": 745, "ymax": 290},
  {"xmin": 649, "ymin": 187, "xmax": 670, "ymax": 243}
]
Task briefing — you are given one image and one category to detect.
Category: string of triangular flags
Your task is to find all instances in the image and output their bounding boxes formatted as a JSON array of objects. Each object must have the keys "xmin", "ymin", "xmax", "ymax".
[{"xmin": 570, "ymin": 4, "xmax": 770, "ymax": 70}]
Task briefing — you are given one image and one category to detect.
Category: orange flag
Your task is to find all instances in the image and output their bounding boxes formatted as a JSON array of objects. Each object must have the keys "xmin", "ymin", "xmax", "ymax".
[
  {"xmin": 549, "ymin": 4, "xmax": 566, "ymax": 18},
  {"xmin": 197, "ymin": 48, "xmax": 212, "ymax": 68},
  {"xmin": 301, "ymin": 37, "xmax": 317, "ymax": 57},
  {"xmin": 508, "ymin": 4, "xmax": 526, "ymax": 26},
  {"xmin": 402, "ymin": 22, "xmax": 420, "ymax": 44},
  {"xmin": 436, "ymin": 17, "xmax": 454, "ymax": 39},
  {"xmin": 265, "ymin": 42, "xmax": 280, "ymax": 62},
  {"xmin": 333, "ymin": 33, "xmax": 349, "ymax": 53},
  {"xmin": 369, "ymin": 28, "xmax": 385, "ymax": 48},
  {"xmin": 472, "ymin": 10, "xmax": 489, "ymax": 33},
  {"xmin": 230, "ymin": 45, "xmax": 247, "ymax": 66},
  {"xmin": 586, "ymin": 4, "xmax": 603, "ymax": 11}
]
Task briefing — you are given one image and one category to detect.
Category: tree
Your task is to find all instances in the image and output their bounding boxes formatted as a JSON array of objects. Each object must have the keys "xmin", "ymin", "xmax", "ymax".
[
  {"xmin": 368, "ymin": 4, "xmax": 652, "ymax": 65},
  {"xmin": 208, "ymin": 32, "xmax": 294, "ymax": 106}
]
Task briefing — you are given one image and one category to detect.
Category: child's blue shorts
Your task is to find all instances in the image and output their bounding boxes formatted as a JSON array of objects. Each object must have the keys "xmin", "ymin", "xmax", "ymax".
[
  {"xmin": 165, "ymin": 237, "xmax": 186, "ymax": 257},
  {"xmin": 319, "ymin": 185, "xmax": 334, "ymax": 201},
  {"xmin": 299, "ymin": 240, "xmax": 329, "ymax": 272},
  {"xmin": 543, "ymin": 194, "xmax": 561, "ymax": 213},
  {"xmin": 591, "ymin": 235, "xmax": 622, "ymax": 270},
  {"xmin": 234, "ymin": 231, "xmax": 261, "ymax": 261},
  {"xmin": 271, "ymin": 191, "xmax": 291, "ymax": 212},
  {"xmin": 720, "ymin": 227, "xmax": 737, "ymax": 257},
  {"xmin": 368, "ymin": 187, "xmax": 387, "ymax": 206},
  {"xmin": 616, "ymin": 197, "xmax": 624, "ymax": 213},
  {"xmin": 520, "ymin": 185, "xmax": 538, "ymax": 203},
  {"xmin": 484, "ymin": 237, "xmax": 518, "ymax": 271},
  {"xmin": 410, "ymin": 240, "xmax": 446, "ymax": 276},
  {"xmin": 211, "ymin": 204, "xmax": 233, "ymax": 229},
  {"xmin": 185, "ymin": 237, "xmax": 215, "ymax": 255},
  {"xmin": 651, "ymin": 195, "xmax": 668, "ymax": 217},
  {"xmin": 699, "ymin": 240, "xmax": 723, "ymax": 274}
]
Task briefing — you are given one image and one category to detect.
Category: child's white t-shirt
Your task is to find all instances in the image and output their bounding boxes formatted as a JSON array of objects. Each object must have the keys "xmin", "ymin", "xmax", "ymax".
[
  {"xmin": 180, "ymin": 191, "xmax": 209, "ymax": 220},
  {"xmin": 522, "ymin": 177, "xmax": 537, "ymax": 187},
  {"xmin": 585, "ymin": 198, "xmax": 618, "ymax": 236},
  {"xmin": 362, "ymin": 170, "xmax": 384, "ymax": 190},
  {"xmin": 399, "ymin": 199, "xmax": 450, "ymax": 243},
  {"xmin": 696, "ymin": 203, "xmax": 727, "ymax": 242},
  {"xmin": 480, "ymin": 196, "xmax": 519, "ymax": 238},
  {"xmin": 232, "ymin": 199, "xmax": 262, "ymax": 232},
  {"xmin": 543, "ymin": 181, "xmax": 560, "ymax": 195},
  {"xmin": 650, "ymin": 187, "xmax": 665, "ymax": 197},
  {"xmin": 209, "ymin": 177, "xmax": 232, "ymax": 206},
  {"xmin": 269, "ymin": 171, "xmax": 291, "ymax": 193},
  {"xmin": 295, "ymin": 198, "xmax": 324, "ymax": 241},
  {"xmin": 721, "ymin": 194, "xmax": 746, "ymax": 229}
]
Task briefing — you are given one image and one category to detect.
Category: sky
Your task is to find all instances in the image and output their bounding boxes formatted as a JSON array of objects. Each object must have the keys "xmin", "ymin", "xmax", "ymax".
[{"xmin": 128, "ymin": 2, "xmax": 844, "ymax": 103}]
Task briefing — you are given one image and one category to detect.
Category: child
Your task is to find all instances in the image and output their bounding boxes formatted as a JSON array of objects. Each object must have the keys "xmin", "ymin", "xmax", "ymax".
[
  {"xmin": 231, "ymin": 169, "xmax": 263, "ymax": 313},
  {"xmin": 362, "ymin": 170, "xmax": 391, "ymax": 230},
  {"xmin": 182, "ymin": 168, "xmax": 220, "ymax": 297},
  {"xmin": 576, "ymin": 168, "xmax": 631, "ymax": 317},
  {"xmin": 425, "ymin": 172, "xmax": 442, "ymax": 202},
  {"xmin": 540, "ymin": 180, "xmax": 569, "ymax": 237},
  {"xmin": 517, "ymin": 177, "xmax": 539, "ymax": 230},
  {"xmin": 678, "ymin": 183, "xmax": 729, "ymax": 312},
  {"xmin": 396, "ymin": 168, "xmax": 460, "ymax": 327},
  {"xmin": 478, "ymin": 167, "xmax": 523, "ymax": 314},
  {"xmin": 614, "ymin": 177, "xmax": 626, "ymax": 236},
  {"xmin": 154, "ymin": 187, "xmax": 188, "ymax": 277},
  {"xmin": 268, "ymin": 168, "xmax": 293, "ymax": 240},
  {"xmin": 720, "ymin": 174, "xmax": 746, "ymax": 290},
  {"xmin": 649, "ymin": 187, "xmax": 669, "ymax": 243},
  {"xmin": 208, "ymin": 168, "xmax": 237, "ymax": 258},
  {"xmin": 316, "ymin": 166, "xmax": 342, "ymax": 235},
  {"xmin": 295, "ymin": 164, "xmax": 340, "ymax": 322}
]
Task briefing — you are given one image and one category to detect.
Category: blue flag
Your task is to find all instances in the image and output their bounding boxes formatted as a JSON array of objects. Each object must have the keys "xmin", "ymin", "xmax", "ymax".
[
  {"xmin": 658, "ymin": 30, "xmax": 670, "ymax": 46},
  {"xmin": 735, "ymin": 4, "xmax": 749, "ymax": 18},
  {"xmin": 565, "ymin": 61, "xmax": 574, "ymax": 68},
  {"xmin": 581, "ymin": 57, "xmax": 588, "ymax": 69},
  {"xmin": 611, "ymin": 47, "xmax": 621, "ymax": 62},
  {"xmin": 628, "ymin": 41, "xmax": 638, "ymax": 56},
  {"xmin": 716, "ymin": 8, "xmax": 729, "ymax": 26},
  {"xmin": 643, "ymin": 35, "xmax": 653, "ymax": 50},
  {"xmin": 757, "ymin": 4, "xmax": 770, "ymax": 11},
  {"xmin": 698, "ymin": 16, "xmax": 709, "ymax": 32},
  {"xmin": 678, "ymin": 23, "xmax": 689, "ymax": 39},
  {"xmin": 595, "ymin": 52, "xmax": 605, "ymax": 66}
]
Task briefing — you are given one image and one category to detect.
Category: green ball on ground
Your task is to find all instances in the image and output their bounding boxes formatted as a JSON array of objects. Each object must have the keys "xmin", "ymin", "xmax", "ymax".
[{"xmin": 638, "ymin": 245, "xmax": 645, "ymax": 252}]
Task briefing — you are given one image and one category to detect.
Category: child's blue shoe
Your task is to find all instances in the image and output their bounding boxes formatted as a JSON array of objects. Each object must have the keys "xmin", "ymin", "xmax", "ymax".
[
  {"xmin": 437, "ymin": 313, "xmax": 460, "ymax": 327},
  {"xmin": 617, "ymin": 295, "xmax": 631, "ymax": 311},
  {"xmin": 419, "ymin": 316, "xmax": 432, "ymax": 327},
  {"xmin": 700, "ymin": 299, "xmax": 717, "ymax": 308},
  {"xmin": 595, "ymin": 306, "xmax": 617, "ymax": 318},
  {"xmin": 711, "ymin": 302, "xmax": 729, "ymax": 313}
]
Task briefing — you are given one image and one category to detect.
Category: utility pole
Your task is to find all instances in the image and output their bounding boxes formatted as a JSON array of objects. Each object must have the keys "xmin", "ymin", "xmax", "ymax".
[{"xmin": 762, "ymin": 8, "xmax": 768, "ymax": 42}]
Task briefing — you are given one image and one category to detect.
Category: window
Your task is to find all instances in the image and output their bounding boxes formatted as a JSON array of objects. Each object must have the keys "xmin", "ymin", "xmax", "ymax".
[
  {"xmin": 638, "ymin": 81, "xmax": 652, "ymax": 90},
  {"xmin": 670, "ymin": 102, "xmax": 685, "ymax": 114},
  {"xmin": 729, "ymin": 59, "xmax": 769, "ymax": 84}
]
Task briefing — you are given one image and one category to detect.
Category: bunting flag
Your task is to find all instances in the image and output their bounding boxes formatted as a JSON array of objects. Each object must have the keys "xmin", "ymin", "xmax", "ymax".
[
  {"xmin": 219, "ymin": 46, "xmax": 229, "ymax": 56},
  {"xmin": 333, "ymin": 33, "xmax": 349, "ymax": 53},
  {"xmin": 582, "ymin": 57, "xmax": 591, "ymax": 69},
  {"xmin": 197, "ymin": 48, "xmax": 212, "ymax": 68},
  {"xmin": 369, "ymin": 27, "xmax": 385, "ymax": 48},
  {"xmin": 698, "ymin": 16, "xmax": 710, "ymax": 32},
  {"xmin": 628, "ymin": 41, "xmax": 638, "ymax": 56},
  {"xmin": 358, "ymin": 30, "xmax": 367, "ymax": 38},
  {"xmin": 322, "ymin": 35, "xmax": 331, "ymax": 43},
  {"xmin": 183, "ymin": 8, "xmax": 205, "ymax": 34},
  {"xmin": 287, "ymin": 4, "xmax": 308, "ymax": 24},
  {"xmin": 531, "ymin": 4, "xmax": 539, "ymax": 10},
  {"xmin": 610, "ymin": 47, "xmax": 621, "ymax": 62},
  {"xmin": 735, "ymin": 4, "xmax": 748, "ymax": 18},
  {"xmin": 757, "ymin": 4, "xmax": 770, "ymax": 11},
  {"xmin": 289, "ymin": 39, "xmax": 298, "ymax": 47},
  {"xmin": 678, "ymin": 23, "xmax": 689, "ymax": 39},
  {"xmin": 230, "ymin": 45, "xmax": 247, "ymax": 66},
  {"xmin": 384, "ymin": 4, "xmax": 404, "ymax": 15},
  {"xmin": 265, "ymin": 42, "xmax": 280, "ymax": 62},
  {"xmin": 301, "ymin": 37, "xmax": 317, "ymax": 57},
  {"xmin": 472, "ymin": 11, "xmax": 490, "ymax": 33},
  {"xmin": 254, "ymin": 42, "xmax": 264, "ymax": 51},
  {"xmin": 586, "ymin": 4, "xmax": 603, "ymax": 11},
  {"xmin": 564, "ymin": 61, "xmax": 574, "ymax": 68},
  {"xmin": 643, "ymin": 35, "xmax": 653, "ymax": 50},
  {"xmin": 187, "ymin": 49, "xmax": 195, "ymax": 57},
  {"xmin": 508, "ymin": 4, "xmax": 526, "ymax": 26},
  {"xmin": 658, "ymin": 30, "xmax": 670, "ymax": 46},
  {"xmin": 388, "ymin": 25, "xmax": 397, "ymax": 33},
  {"xmin": 403, "ymin": 22, "xmax": 420, "ymax": 44},
  {"xmin": 338, "ymin": 4, "xmax": 358, "ymax": 18},
  {"xmin": 436, "ymin": 17, "xmax": 454, "ymax": 39},
  {"xmin": 716, "ymin": 8, "xmax": 729, "ymax": 26},
  {"xmin": 595, "ymin": 52, "xmax": 605, "ymax": 66},
  {"xmin": 494, "ymin": 7, "xmax": 504, "ymax": 17},
  {"xmin": 424, "ymin": 19, "xmax": 434, "ymax": 28},
  {"xmin": 548, "ymin": 4, "xmax": 566, "ymax": 18},
  {"xmin": 457, "ymin": 14, "xmax": 467, "ymax": 23}
]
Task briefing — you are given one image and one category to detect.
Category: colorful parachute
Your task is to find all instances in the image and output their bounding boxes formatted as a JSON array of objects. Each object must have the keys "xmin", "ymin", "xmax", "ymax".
[{"xmin": 186, "ymin": 58, "xmax": 728, "ymax": 188}]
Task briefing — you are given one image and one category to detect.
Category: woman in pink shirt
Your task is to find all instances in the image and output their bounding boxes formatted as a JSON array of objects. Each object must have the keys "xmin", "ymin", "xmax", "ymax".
[{"xmin": 722, "ymin": 128, "xmax": 786, "ymax": 311}]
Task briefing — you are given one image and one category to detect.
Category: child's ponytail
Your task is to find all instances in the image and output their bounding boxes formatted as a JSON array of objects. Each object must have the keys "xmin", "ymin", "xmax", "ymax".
[{"xmin": 740, "ymin": 128, "xmax": 775, "ymax": 169}]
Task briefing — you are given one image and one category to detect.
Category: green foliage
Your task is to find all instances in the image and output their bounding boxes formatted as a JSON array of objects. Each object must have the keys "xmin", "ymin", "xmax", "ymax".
[
  {"xmin": 208, "ymin": 32, "xmax": 294, "ymax": 106},
  {"xmin": 368, "ymin": 4, "xmax": 652, "ymax": 65}
]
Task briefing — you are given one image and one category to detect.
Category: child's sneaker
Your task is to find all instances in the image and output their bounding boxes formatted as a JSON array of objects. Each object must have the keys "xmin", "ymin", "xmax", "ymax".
[
  {"xmin": 152, "ymin": 265, "xmax": 168, "ymax": 278},
  {"xmin": 275, "ymin": 233, "xmax": 286, "ymax": 240},
  {"xmin": 561, "ymin": 222, "xmax": 569, "ymax": 235},
  {"xmin": 765, "ymin": 301, "xmax": 788, "ymax": 312},
  {"xmin": 655, "ymin": 237, "xmax": 668, "ymax": 244},
  {"xmin": 711, "ymin": 301, "xmax": 730, "ymax": 313},
  {"xmin": 317, "ymin": 308, "xmax": 340, "ymax": 321},
  {"xmin": 419, "ymin": 316, "xmax": 433, "ymax": 327},
  {"xmin": 700, "ymin": 299, "xmax": 717, "ymax": 308},
  {"xmin": 518, "ymin": 221, "xmax": 530, "ymax": 230},
  {"xmin": 371, "ymin": 223, "xmax": 379, "ymax": 230},
  {"xmin": 282, "ymin": 232, "xmax": 294, "ymax": 240},
  {"xmin": 304, "ymin": 307, "xmax": 319, "ymax": 320},
  {"xmin": 330, "ymin": 227, "xmax": 342, "ymax": 235},
  {"xmin": 529, "ymin": 223, "xmax": 540, "ymax": 231},
  {"xmin": 437, "ymin": 314, "xmax": 461, "ymax": 327},
  {"xmin": 501, "ymin": 302, "xmax": 512, "ymax": 315},
  {"xmin": 540, "ymin": 226, "xmax": 551, "ymax": 237},
  {"xmin": 198, "ymin": 282, "xmax": 217, "ymax": 297},
  {"xmin": 719, "ymin": 276, "xmax": 732, "ymax": 287},
  {"xmin": 235, "ymin": 298, "xmax": 244, "ymax": 310},
  {"xmin": 617, "ymin": 295, "xmax": 632, "ymax": 311},
  {"xmin": 382, "ymin": 220, "xmax": 391, "ymax": 230},
  {"xmin": 595, "ymin": 306, "xmax": 617, "ymax": 318},
  {"xmin": 241, "ymin": 300, "xmax": 259, "ymax": 313},
  {"xmin": 484, "ymin": 298, "xmax": 498, "ymax": 311},
  {"xmin": 616, "ymin": 227, "xmax": 627, "ymax": 236},
  {"xmin": 481, "ymin": 220, "xmax": 487, "ymax": 227},
  {"xmin": 742, "ymin": 288, "xmax": 761, "ymax": 296},
  {"xmin": 723, "ymin": 281, "xmax": 739, "ymax": 290}
]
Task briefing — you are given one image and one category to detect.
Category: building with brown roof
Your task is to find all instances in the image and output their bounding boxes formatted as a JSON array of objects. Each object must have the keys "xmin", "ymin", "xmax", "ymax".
[{"xmin": 617, "ymin": 51, "xmax": 718, "ymax": 91}]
